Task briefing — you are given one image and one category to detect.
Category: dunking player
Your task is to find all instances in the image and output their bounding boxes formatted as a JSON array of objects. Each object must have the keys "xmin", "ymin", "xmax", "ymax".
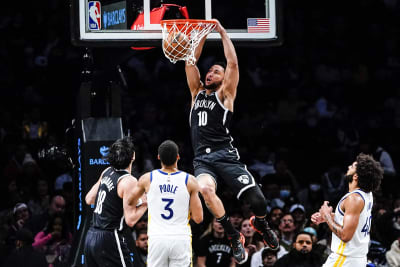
[
  {"xmin": 128, "ymin": 140, "xmax": 203, "ymax": 267},
  {"xmin": 185, "ymin": 19, "xmax": 279, "ymax": 263},
  {"xmin": 311, "ymin": 153, "xmax": 383, "ymax": 267},
  {"xmin": 84, "ymin": 137, "xmax": 148, "ymax": 267}
]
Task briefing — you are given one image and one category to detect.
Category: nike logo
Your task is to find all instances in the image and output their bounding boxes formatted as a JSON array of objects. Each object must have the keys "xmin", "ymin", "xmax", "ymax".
[{"xmin": 228, "ymin": 149, "xmax": 236, "ymax": 153}]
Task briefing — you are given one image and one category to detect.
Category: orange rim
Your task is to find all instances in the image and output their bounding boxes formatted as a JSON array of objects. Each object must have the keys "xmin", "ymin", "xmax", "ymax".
[{"xmin": 160, "ymin": 19, "xmax": 216, "ymax": 31}]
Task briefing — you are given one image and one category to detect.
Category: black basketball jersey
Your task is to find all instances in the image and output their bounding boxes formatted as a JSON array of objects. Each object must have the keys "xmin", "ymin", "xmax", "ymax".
[
  {"xmin": 198, "ymin": 233, "xmax": 232, "ymax": 266},
  {"xmin": 190, "ymin": 90, "xmax": 233, "ymax": 156},
  {"xmin": 92, "ymin": 167, "xmax": 130, "ymax": 231}
]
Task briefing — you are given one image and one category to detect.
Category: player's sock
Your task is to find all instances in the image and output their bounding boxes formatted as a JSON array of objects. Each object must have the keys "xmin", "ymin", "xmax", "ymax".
[{"xmin": 216, "ymin": 214, "xmax": 237, "ymax": 236}]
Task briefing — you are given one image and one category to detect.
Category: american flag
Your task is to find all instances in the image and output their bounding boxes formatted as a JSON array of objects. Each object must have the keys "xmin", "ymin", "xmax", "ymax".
[{"xmin": 247, "ymin": 18, "xmax": 270, "ymax": 33}]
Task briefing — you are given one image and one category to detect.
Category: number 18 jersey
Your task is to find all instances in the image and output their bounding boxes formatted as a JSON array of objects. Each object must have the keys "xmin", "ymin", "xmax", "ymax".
[
  {"xmin": 331, "ymin": 189, "xmax": 373, "ymax": 257},
  {"xmin": 147, "ymin": 169, "xmax": 191, "ymax": 238}
]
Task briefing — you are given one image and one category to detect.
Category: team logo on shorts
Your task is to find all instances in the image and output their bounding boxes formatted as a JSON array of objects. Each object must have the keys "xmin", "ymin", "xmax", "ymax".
[{"xmin": 237, "ymin": 175, "xmax": 250, "ymax": 184}]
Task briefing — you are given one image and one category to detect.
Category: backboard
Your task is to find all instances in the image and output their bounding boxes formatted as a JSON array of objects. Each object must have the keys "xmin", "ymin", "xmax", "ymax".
[{"xmin": 70, "ymin": 0, "xmax": 282, "ymax": 47}]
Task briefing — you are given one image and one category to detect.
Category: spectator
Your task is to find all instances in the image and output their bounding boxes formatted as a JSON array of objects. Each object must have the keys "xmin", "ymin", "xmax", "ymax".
[
  {"xmin": 229, "ymin": 209, "xmax": 244, "ymax": 232},
  {"xmin": 303, "ymin": 226, "xmax": 329, "ymax": 262},
  {"xmin": 278, "ymin": 213, "xmax": 297, "ymax": 252},
  {"xmin": 26, "ymin": 195, "xmax": 66, "ymax": 235},
  {"xmin": 27, "ymin": 178, "xmax": 50, "ymax": 217},
  {"xmin": 32, "ymin": 214, "xmax": 72, "ymax": 266},
  {"xmin": 133, "ymin": 230, "xmax": 148, "ymax": 267},
  {"xmin": 375, "ymin": 199, "xmax": 400, "ymax": 249},
  {"xmin": 22, "ymin": 107, "xmax": 48, "ymax": 142},
  {"xmin": 132, "ymin": 213, "xmax": 148, "ymax": 241},
  {"xmin": 197, "ymin": 218, "xmax": 236, "ymax": 267},
  {"xmin": 261, "ymin": 247, "xmax": 278, "ymax": 267},
  {"xmin": 359, "ymin": 139, "xmax": 396, "ymax": 177},
  {"xmin": 18, "ymin": 153, "xmax": 44, "ymax": 201},
  {"xmin": 238, "ymin": 218, "xmax": 264, "ymax": 267},
  {"xmin": 3, "ymin": 228, "xmax": 47, "ymax": 267},
  {"xmin": 297, "ymin": 182, "xmax": 324, "ymax": 217},
  {"xmin": 5, "ymin": 203, "xmax": 31, "ymax": 254},
  {"xmin": 289, "ymin": 204, "xmax": 308, "ymax": 232},
  {"xmin": 386, "ymin": 237, "xmax": 400, "ymax": 267},
  {"xmin": 3, "ymin": 143, "xmax": 27, "ymax": 182},
  {"xmin": 248, "ymin": 145, "xmax": 276, "ymax": 179},
  {"xmin": 274, "ymin": 231, "xmax": 324, "ymax": 267},
  {"xmin": 250, "ymin": 230, "xmax": 288, "ymax": 267},
  {"xmin": 1, "ymin": 178, "xmax": 23, "ymax": 211},
  {"xmin": 267, "ymin": 206, "xmax": 284, "ymax": 231}
]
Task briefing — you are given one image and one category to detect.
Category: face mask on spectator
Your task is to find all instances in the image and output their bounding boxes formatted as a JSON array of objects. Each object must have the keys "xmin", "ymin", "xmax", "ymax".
[{"xmin": 280, "ymin": 189, "xmax": 291, "ymax": 199}]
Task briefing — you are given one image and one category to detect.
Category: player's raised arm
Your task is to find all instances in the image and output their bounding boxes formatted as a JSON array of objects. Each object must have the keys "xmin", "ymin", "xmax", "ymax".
[
  {"xmin": 185, "ymin": 35, "xmax": 207, "ymax": 103},
  {"xmin": 319, "ymin": 196, "xmax": 364, "ymax": 242},
  {"xmin": 120, "ymin": 173, "xmax": 149, "ymax": 227},
  {"xmin": 187, "ymin": 175, "xmax": 203, "ymax": 224},
  {"xmin": 214, "ymin": 19, "xmax": 239, "ymax": 101}
]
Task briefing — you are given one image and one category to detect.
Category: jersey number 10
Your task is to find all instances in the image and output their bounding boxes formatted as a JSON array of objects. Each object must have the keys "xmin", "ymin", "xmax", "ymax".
[{"xmin": 197, "ymin": 111, "xmax": 208, "ymax": 126}]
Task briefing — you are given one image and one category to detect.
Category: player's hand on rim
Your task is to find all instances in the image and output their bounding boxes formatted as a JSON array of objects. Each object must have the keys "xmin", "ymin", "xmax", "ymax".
[{"xmin": 212, "ymin": 19, "xmax": 224, "ymax": 33}]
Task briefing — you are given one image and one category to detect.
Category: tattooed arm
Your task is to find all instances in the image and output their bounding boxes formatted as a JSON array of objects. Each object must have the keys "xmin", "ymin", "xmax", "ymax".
[{"xmin": 319, "ymin": 194, "xmax": 364, "ymax": 242}]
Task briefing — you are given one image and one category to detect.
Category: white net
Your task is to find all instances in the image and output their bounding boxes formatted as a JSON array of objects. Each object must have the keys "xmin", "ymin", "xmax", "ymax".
[{"xmin": 161, "ymin": 20, "xmax": 216, "ymax": 65}]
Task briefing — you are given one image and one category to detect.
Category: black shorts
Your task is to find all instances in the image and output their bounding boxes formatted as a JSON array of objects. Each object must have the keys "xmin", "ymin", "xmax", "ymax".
[
  {"xmin": 84, "ymin": 227, "xmax": 133, "ymax": 267},
  {"xmin": 193, "ymin": 147, "xmax": 256, "ymax": 199}
]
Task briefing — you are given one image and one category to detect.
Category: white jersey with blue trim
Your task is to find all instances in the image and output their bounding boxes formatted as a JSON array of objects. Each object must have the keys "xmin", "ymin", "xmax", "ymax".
[
  {"xmin": 147, "ymin": 169, "xmax": 191, "ymax": 238},
  {"xmin": 330, "ymin": 189, "xmax": 373, "ymax": 258}
]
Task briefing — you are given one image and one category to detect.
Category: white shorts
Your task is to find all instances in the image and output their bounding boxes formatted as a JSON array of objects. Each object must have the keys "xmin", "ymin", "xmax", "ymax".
[
  {"xmin": 147, "ymin": 237, "xmax": 192, "ymax": 267},
  {"xmin": 323, "ymin": 253, "xmax": 367, "ymax": 267}
]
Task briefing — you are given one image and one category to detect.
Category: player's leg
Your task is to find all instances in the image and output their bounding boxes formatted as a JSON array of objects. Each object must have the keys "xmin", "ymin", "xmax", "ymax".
[
  {"xmin": 215, "ymin": 148, "xmax": 279, "ymax": 250},
  {"xmin": 84, "ymin": 229, "xmax": 132, "ymax": 267},
  {"xmin": 83, "ymin": 228, "xmax": 99, "ymax": 267},
  {"xmin": 197, "ymin": 173, "xmax": 225, "ymax": 218},
  {"xmin": 197, "ymin": 173, "xmax": 248, "ymax": 264},
  {"xmin": 147, "ymin": 237, "xmax": 169, "ymax": 267},
  {"xmin": 168, "ymin": 238, "xmax": 192, "ymax": 267},
  {"xmin": 242, "ymin": 187, "xmax": 279, "ymax": 250}
]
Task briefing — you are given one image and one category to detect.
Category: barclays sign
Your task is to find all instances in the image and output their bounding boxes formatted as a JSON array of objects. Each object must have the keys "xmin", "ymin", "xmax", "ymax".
[{"xmin": 89, "ymin": 145, "xmax": 110, "ymax": 166}]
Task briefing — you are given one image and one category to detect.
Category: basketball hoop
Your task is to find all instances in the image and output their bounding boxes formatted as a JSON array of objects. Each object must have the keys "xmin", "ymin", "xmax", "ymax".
[{"xmin": 160, "ymin": 19, "xmax": 216, "ymax": 65}]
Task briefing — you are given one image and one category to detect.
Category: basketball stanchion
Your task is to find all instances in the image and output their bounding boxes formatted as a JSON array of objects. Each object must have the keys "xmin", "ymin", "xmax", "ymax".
[{"xmin": 160, "ymin": 19, "xmax": 217, "ymax": 65}]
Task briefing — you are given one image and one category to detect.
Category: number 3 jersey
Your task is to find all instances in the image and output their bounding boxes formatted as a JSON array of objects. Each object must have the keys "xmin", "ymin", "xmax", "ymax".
[
  {"xmin": 190, "ymin": 90, "xmax": 233, "ymax": 156},
  {"xmin": 92, "ymin": 167, "xmax": 132, "ymax": 231},
  {"xmin": 147, "ymin": 169, "xmax": 191, "ymax": 238},
  {"xmin": 331, "ymin": 189, "xmax": 373, "ymax": 257}
]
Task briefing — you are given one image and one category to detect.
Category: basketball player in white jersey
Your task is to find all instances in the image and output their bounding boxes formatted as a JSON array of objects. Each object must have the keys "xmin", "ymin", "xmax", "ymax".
[
  {"xmin": 311, "ymin": 153, "xmax": 383, "ymax": 267},
  {"xmin": 128, "ymin": 140, "xmax": 203, "ymax": 267}
]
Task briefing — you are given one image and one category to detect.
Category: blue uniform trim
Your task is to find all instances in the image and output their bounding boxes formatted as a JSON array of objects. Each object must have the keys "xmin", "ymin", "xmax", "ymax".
[
  {"xmin": 150, "ymin": 171, "xmax": 153, "ymax": 183},
  {"xmin": 338, "ymin": 206, "xmax": 345, "ymax": 216},
  {"xmin": 353, "ymin": 191, "xmax": 365, "ymax": 204},
  {"xmin": 185, "ymin": 173, "xmax": 189, "ymax": 185},
  {"xmin": 337, "ymin": 198, "xmax": 345, "ymax": 216}
]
